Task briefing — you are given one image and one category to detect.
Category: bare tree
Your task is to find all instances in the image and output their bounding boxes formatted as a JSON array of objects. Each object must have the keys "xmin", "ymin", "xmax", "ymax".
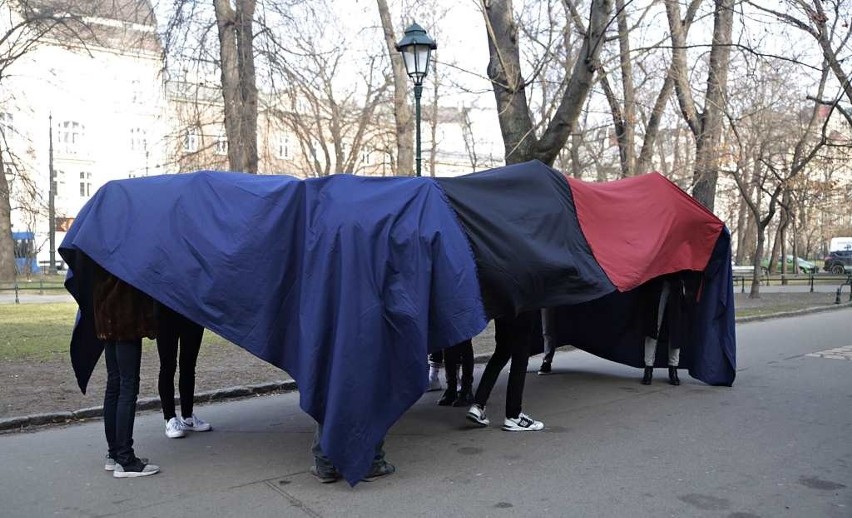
[
  {"xmin": 665, "ymin": 0, "xmax": 735, "ymax": 211},
  {"xmin": 481, "ymin": 0, "xmax": 614, "ymax": 166},
  {"xmin": 0, "ymin": 0, "xmax": 106, "ymax": 282},
  {"xmin": 376, "ymin": 0, "xmax": 414, "ymax": 176}
]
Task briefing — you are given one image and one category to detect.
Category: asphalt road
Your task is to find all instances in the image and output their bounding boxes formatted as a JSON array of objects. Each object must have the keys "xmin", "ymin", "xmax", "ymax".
[{"xmin": 0, "ymin": 308, "xmax": 850, "ymax": 517}]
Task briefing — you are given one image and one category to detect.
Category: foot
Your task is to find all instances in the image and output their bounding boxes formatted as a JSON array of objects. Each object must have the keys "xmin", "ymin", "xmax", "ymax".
[
  {"xmin": 668, "ymin": 366, "xmax": 680, "ymax": 386},
  {"xmin": 427, "ymin": 366, "xmax": 443, "ymax": 392},
  {"xmin": 180, "ymin": 414, "xmax": 212, "ymax": 432},
  {"xmin": 105, "ymin": 454, "xmax": 147, "ymax": 471},
  {"xmin": 165, "ymin": 417, "xmax": 187, "ymax": 438},
  {"xmin": 465, "ymin": 404, "xmax": 489, "ymax": 427},
  {"xmin": 361, "ymin": 460, "xmax": 396, "ymax": 482},
  {"xmin": 437, "ymin": 388, "xmax": 457, "ymax": 406},
  {"xmin": 452, "ymin": 387, "xmax": 474, "ymax": 407},
  {"xmin": 641, "ymin": 366, "xmax": 653, "ymax": 385},
  {"xmin": 113, "ymin": 461, "xmax": 160, "ymax": 478},
  {"xmin": 502, "ymin": 413, "xmax": 544, "ymax": 432},
  {"xmin": 310, "ymin": 465, "xmax": 341, "ymax": 484},
  {"xmin": 538, "ymin": 361, "xmax": 552, "ymax": 375}
]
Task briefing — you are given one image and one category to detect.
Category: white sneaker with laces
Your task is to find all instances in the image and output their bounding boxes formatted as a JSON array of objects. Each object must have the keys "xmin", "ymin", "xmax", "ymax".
[
  {"xmin": 165, "ymin": 417, "xmax": 187, "ymax": 438},
  {"xmin": 502, "ymin": 413, "xmax": 544, "ymax": 432},
  {"xmin": 465, "ymin": 404, "xmax": 489, "ymax": 427},
  {"xmin": 180, "ymin": 414, "xmax": 212, "ymax": 432}
]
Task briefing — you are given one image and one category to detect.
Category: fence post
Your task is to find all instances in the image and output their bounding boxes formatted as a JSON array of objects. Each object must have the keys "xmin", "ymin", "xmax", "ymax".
[
  {"xmin": 14, "ymin": 281, "xmax": 19, "ymax": 304},
  {"xmin": 836, "ymin": 287, "xmax": 842, "ymax": 305},
  {"xmin": 39, "ymin": 277, "xmax": 44, "ymax": 295},
  {"xmin": 810, "ymin": 273, "xmax": 814, "ymax": 293}
]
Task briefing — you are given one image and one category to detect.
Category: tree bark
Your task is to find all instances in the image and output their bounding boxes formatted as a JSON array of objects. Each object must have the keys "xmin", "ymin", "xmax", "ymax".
[
  {"xmin": 376, "ymin": 0, "xmax": 414, "ymax": 176},
  {"xmin": 483, "ymin": 0, "xmax": 613, "ymax": 165},
  {"xmin": 666, "ymin": 0, "xmax": 734, "ymax": 211},
  {"xmin": 214, "ymin": 0, "xmax": 258, "ymax": 173}
]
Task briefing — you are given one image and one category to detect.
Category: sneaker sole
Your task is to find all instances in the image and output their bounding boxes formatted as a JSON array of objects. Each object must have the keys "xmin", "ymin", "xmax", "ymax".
[
  {"xmin": 465, "ymin": 414, "xmax": 489, "ymax": 427},
  {"xmin": 502, "ymin": 424, "xmax": 544, "ymax": 432},
  {"xmin": 113, "ymin": 469, "xmax": 159, "ymax": 478},
  {"xmin": 165, "ymin": 432, "xmax": 187, "ymax": 438}
]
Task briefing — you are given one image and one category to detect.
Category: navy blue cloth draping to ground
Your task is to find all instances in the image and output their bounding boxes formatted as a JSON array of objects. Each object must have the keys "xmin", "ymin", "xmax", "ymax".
[
  {"xmin": 60, "ymin": 172, "xmax": 488, "ymax": 485},
  {"xmin": 60, "ymin": 161, "xmax": 736, "ymax": 484}
]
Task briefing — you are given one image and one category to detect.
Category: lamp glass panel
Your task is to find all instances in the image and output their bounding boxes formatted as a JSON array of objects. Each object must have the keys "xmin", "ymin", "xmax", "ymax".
[{"xmin": 402, "ymin": 49, "xmax": 416, "ymax": 78}]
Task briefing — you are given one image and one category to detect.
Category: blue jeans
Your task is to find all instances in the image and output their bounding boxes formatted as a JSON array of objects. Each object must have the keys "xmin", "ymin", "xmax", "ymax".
[
  {"xmin": 311, "ymin": 424, "xmax": 385, "ymax": 475},
  {"xmin": 103, "ymin": 339, "xmax": 142, "ymax": 468}
]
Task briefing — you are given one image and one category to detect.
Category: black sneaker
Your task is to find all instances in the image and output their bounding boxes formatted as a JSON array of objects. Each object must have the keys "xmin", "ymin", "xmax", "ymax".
[
  {"xmin": 310, "ymin": 465, "xmax": 341, "ymax": 484},
  {"xmin": 361, "ymin": 460, "xmax": 395, "ymax": 482},
  {"xmin": 113, "ymin": 461, "xmax": 160, "ymax": 478},
  {"xmin": 537, "ymin": 362, "xmax": 552, "ymax": 375}
]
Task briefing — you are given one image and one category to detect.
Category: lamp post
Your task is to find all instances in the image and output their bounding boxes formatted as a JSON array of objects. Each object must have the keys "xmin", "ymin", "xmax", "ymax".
[{"xmin": 395, "ymin": 23, "xmax": 436, "ymax": 177}]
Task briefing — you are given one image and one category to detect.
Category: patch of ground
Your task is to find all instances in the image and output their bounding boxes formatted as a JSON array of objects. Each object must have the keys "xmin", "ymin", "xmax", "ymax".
[{"xmin": 0, "ymin": 291, "xmax": 847, "ymax": 421}]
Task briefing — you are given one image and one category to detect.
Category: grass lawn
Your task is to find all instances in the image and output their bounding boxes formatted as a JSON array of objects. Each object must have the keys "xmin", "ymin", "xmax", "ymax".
[{"xmin": 0, "ymin": 302, "xmax": 233, "ymax": 361}]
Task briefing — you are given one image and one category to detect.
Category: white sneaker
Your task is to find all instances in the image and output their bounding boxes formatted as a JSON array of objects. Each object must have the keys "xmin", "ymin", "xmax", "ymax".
[
  {"xmin": 465, "ymin": 404, "xmax": 489, "ymax": 427},
  {"xmin": 165, "ymin": 417, "xmax": 187, "ymax": 438},
  {"xmin": 427, "ymin": 366, "xmax": 443, "ymax": 392},
  {"xmin": 502, "ymin": 413, "xmax": 544, "ymax": 432},
  {"xmin": 180, "ymin": 414, "xmax": 212, "ymax": 432}
]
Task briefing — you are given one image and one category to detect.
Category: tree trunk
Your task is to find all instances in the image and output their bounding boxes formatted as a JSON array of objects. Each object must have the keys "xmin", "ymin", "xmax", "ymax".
[
  {"xmin": 0, "ymin": 150, "xmax": 15, "ymax": 282},
  {"xmin": 483, "ymin": 0, "xmax": 613, "ymax": 165},
  {"xmin": 214, "ymin": 0, "xmax": 258, "ymax": 173},
  {"xmin": 614, "ymin": 0, "xmax": 635, "ymax": 176},
  {"xmin": 665, "ymin": 0, "xmax": 734, "ymax": 211},
  {"xmin": 376, "ymin": 0, "xmax": 414, "ymax": 176}
]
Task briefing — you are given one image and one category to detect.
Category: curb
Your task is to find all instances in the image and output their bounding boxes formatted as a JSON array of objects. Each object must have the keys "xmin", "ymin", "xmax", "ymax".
[{"xmin": 2, "ymin": 303, "xmax": 850, "ymax": 434}]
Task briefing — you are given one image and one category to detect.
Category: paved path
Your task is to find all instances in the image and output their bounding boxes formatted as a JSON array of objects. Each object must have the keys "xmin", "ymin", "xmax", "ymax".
[{"xmin": 1, "ymin": 308, "xmax": 850, "ymax": 517}]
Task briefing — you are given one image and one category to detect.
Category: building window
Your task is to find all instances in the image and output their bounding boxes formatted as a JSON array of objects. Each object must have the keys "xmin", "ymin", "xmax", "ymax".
[
  {"xmin": 183, "ymin": 128, "xmax": 199, "ymax": 152},
  {"xmin": 79, "ymin": 171, "xmax": 92, "ymax": 197},
  {"xmin": 361, "ymin": 146, "xmax": 371, "ymax": 165},
  {"xmin": 53, "ymin": 169, "xmax": 65, "ymax": 197},
  {"xmin": 130, "ymin": 79, "xmax": 144, "ymax": 104},
  {"xmin": 130, "ymin": 127, "xmax": 147, "ymax": 152},
  {"xmin": 215, "ymin": 130, "xmax": 227, "ymax": 155},
  {"xmin": 276, "ymin": 134, "xmax": 290, "ymax": 159},
  {"xmin": 58, "ymin": 121, "xmax": 85, "ymax": 155}
]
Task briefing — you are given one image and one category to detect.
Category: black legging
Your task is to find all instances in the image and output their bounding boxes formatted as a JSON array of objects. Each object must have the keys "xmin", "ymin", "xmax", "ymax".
[
  {"xmin": 157, "ymin": 306, "xmax": 204, "ymax": 420},
  {"xmin": 443, "ymin": 339, "xmax": 474, "ymax": 388},
  {"xmin": 473, "ymin": 311, "xmax": 538, "ymax": 419}
]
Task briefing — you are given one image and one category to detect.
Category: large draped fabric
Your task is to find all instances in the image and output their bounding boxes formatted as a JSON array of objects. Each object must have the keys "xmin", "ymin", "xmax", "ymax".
[{"xmin": 60, "ymin": 160, "xmax": 735, "ymax": 485}]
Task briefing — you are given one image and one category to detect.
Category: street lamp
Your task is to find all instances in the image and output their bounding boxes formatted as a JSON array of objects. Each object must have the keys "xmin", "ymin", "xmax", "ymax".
[{"xmin": 395, "ymin": 22, "xmax": 436, "ymax": 177}]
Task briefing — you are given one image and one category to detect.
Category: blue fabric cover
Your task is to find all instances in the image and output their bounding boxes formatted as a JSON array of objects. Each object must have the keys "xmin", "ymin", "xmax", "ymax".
[{"xmin": 59, "ymin": 172, "xmax": 488, "ymax": 485}]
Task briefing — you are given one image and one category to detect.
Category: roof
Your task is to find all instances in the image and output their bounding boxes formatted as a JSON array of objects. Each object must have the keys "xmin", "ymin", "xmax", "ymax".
[{"xmin": 24, "ymin": 0, "xmax": 161, "ymax": 54}]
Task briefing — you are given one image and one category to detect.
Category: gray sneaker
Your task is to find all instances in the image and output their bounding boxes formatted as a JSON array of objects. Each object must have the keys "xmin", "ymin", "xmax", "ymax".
[
  {"xmin": 361, "ymin": 461, "xmax": 395, "ymax": 482},
  {"xmin": 105, "ymin": 454, "xmax": 147, "ymax": 471},
  {"xmin": 113, "ymin": 462, "xmax": 160, "ymax": 478}
]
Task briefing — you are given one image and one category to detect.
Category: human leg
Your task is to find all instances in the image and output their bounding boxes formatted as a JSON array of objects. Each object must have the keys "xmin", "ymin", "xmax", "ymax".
[
  {"xmin": 156, "ymin": 319, "xmax": 179, "ymax": 422},
  {"xmin": 103, "ymin": 340, "xmax": 120, "ymax": 461},
  {"xmin": 539, "ymin": 308, "xmax": 556, "ymax": 374},
  {"xmin": 503, "ymin": 312, "xmax": 534, "ymax": 420},
  {"xmin": 667, "ymin": 345, "xmax": 680, "ymax": 385},
  {"xmin": 113, "ymin": 339, "xmax": 143, "ymax": 468},
  {"xmin": 310, "ymin": 424, "xmax": 340, "ymax": 483},
  {"xmin": 453, "ymin": 340, "xmax": 475, "ymax": 407},
  {"xmin": 438, "ymin": 345, "xmax": 459, "ymax": 406},
  {"xmin": 501, "ymin": 312, "xmax": 544, "ymax": 431},
  {"xmin": 427, "ymin": 349, "xmax": 444, "ymax": 391},
  {"xmin": 177, "ymin": 319, "xmax": 204, "ymax": 419}
]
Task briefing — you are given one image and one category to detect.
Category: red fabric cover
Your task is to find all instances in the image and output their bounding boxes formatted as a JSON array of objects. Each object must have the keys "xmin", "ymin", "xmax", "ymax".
[{"xmin": 567, "ymin": 172, "xmax": 724, "ymax": 292}]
